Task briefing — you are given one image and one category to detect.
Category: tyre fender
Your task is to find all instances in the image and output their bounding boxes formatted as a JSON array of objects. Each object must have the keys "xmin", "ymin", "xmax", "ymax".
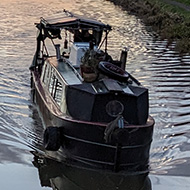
[
  {"xmin": 98, "ymin": 61, "xmax": 129, "ymax": 81},
  {"xmin": 43, "ymin": 126, "xmax": 61, "ymax": 151}
]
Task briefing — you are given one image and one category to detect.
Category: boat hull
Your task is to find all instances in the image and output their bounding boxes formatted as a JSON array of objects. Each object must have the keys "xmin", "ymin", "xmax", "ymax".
[{"xmin": 31, "ymin": 71, "xmax": 154, "ymax": 172}]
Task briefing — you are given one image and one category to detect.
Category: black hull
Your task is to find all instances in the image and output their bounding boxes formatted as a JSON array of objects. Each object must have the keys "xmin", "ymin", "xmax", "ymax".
[{"xmin": 31, "ymin": 72, "xmax": 154, "ymax": 173}]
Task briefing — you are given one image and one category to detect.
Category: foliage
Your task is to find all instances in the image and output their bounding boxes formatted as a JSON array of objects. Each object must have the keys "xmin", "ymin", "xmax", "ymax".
[
  {"xmin": 107, "ymin": 0, "xmax": 190, "ymax": 53},
  {"xmin": 81, "ymin": 49, "xmax": 104, "ymax": 70}
]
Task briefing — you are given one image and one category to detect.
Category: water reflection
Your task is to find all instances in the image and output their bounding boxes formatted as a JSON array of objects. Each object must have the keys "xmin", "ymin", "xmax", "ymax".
[
  {"xmin": 147, "ymin": 40, "xmax": 190, "ymax": 174},
  {"xmin": 32, "ymin": 152, "xmax": 152, "ymax": 190}
]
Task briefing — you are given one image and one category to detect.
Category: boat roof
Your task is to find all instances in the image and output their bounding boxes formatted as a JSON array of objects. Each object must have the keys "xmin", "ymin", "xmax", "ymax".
[{"xmin": 38, "ymin": 10, "xmax": 112, "ymax": 31}]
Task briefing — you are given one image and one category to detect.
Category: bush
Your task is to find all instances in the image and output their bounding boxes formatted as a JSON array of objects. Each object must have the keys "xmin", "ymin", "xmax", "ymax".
[{"xmin": 107, "ymin": 0, "xmax": 190, "ymax": 53}]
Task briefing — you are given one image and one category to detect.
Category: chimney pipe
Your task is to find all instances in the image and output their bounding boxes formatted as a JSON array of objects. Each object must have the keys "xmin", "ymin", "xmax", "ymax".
[{"xmin": 120, "ymin": 47, "xmax": 129, "ymax": 70}]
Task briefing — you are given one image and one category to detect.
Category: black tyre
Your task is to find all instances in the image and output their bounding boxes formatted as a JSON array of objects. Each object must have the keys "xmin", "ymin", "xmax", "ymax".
[
  {"xmin": 98, "ymin": 61, "xmax": 129, "ymax": 82},
  {"xmin": 43, "ymin": 127, "xmax": 61, "ymax": 151}
]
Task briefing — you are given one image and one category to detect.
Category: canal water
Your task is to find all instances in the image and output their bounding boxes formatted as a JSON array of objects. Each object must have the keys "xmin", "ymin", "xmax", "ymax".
[{"xmin": 0, "ymin": 0, "xmax": 190, "ymax": 189}]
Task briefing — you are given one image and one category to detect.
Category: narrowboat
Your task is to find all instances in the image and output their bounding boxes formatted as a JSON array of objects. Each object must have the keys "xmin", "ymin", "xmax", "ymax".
[{"xmin": 30, "ymin": 10, "xmax": 154, "ymax": 172}]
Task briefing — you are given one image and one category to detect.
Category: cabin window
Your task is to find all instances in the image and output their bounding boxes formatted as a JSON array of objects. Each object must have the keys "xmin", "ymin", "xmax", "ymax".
[
  {"xmin": 41, "ymin": 62, "xmax": 52, "ymax": 86},
  {"xmin": 49, "ymin": 74, "xmax": 56, "ymax": 96},
  {"xmin": 54, "ymin": 81, "xmax": 63, "ymax": 106},
  {"xmin": 41, "ymin": 64, "xmax": 47, "ymax": 83},
  {"xmin": 48, "ymin": 72, "xmax": 63, "ymax": 106},
  {"xmin": 46, "ymin": 64, "xmax": 51, "ymax": 85},
  {"xmin": 42, "ymin": 61, "xmax": 63, "ymax": 107}
]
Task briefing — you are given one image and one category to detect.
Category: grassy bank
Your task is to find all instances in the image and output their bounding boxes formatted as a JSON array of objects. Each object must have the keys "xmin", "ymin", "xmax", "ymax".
[{"xmin": 108, "ymin": 0, "xmax": 190, "ymax": 53}]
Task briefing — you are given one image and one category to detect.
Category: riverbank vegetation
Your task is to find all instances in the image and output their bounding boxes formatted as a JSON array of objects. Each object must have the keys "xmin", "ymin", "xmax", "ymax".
[{"xmin": 108, "ymin": 0, "xmax": 190, "ymax": 53}]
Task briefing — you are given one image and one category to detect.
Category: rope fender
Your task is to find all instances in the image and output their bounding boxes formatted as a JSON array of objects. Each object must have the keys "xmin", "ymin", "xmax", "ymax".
[{"xmin": 104, "ymin": 115, "xmax": 127, "ymax": 144}]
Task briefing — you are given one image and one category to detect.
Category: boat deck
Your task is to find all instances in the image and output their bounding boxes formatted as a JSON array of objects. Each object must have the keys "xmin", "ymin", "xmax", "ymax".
[{"xmin": 48, "ymin": 57, "xmax": 82, "ymax": 85}]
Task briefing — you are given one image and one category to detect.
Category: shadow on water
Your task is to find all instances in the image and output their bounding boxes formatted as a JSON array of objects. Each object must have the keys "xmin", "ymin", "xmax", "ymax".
[{"xmin": 32, "ymin": 152, "xmax": 152, "ymax": 190}]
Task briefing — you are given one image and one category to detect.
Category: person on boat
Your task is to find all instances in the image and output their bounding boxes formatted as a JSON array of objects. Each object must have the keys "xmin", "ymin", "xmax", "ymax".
[
  {"xmin": 74, "ymin": 29, "xmax": 94, "ymax": 43},
  {"xmin": 82, "ymin": 30, "xmax": 94, "ymax": 42},
  {"xmin": 74, "ymin": 29, "xmax": 83, "ymax": 42}
]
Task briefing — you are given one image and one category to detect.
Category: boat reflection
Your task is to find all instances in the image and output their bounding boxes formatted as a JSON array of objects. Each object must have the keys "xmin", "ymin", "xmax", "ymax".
[{"xmin": 32, "ymin": 152, "xmax": 152, "ymax": 190}]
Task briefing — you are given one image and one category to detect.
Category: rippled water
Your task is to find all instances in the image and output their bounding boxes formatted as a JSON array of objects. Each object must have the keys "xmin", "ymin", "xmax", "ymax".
[{"xmin": 1, "ymin": 0, "xmax": 190, "ymax": 189}]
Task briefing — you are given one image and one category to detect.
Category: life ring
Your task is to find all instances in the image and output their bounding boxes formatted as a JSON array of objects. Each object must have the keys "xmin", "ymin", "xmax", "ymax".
[
  {"xmin": 43, "ymin": 127, "xmax": 61, "ymax": 151},
  {"xmin": 98, "ymin": 61, "xmax": 129, "ymax": 81}
]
